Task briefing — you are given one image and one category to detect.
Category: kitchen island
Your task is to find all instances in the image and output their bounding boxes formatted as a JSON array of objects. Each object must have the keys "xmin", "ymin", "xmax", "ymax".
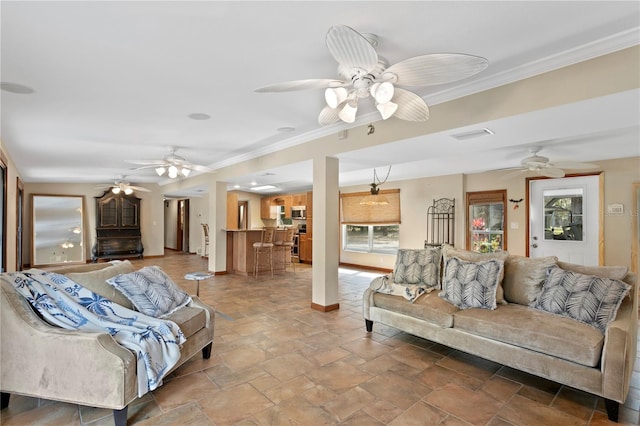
[{"xmin": 226, "ymin": 229, "xmax": 294, "ymax": 275}]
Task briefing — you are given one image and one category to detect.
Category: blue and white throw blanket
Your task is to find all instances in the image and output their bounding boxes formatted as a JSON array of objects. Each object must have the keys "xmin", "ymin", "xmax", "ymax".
[
  {"xmin": 8, "ymin": 270, "xmax": 186, "ymax": 397},
  {"xmin": 369, "ymin": 274, "xmax": 431, "ymax": 303}
]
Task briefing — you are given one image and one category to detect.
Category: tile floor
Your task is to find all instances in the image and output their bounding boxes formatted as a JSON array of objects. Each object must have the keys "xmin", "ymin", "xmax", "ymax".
[{"xmin": 1, "ymin": 251, "xmax": 637, "ymax": 425}]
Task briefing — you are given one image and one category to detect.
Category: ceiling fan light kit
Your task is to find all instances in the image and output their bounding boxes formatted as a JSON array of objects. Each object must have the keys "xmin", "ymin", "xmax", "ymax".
[
  {"xmin": 256, "ymin": 25, "xmax": 488, "ymax": 125},
  {"xmin": 129, "ymin": 147, "xmax": 212, "ymax": 179}
]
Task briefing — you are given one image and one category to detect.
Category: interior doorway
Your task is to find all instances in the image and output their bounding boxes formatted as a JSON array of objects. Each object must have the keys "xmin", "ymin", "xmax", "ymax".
[
  {"xmin": 528, "ymin": 174, "xmax": 602, "ymax": 265},
  {"xmin": 176, "ymin": 199, "xmax": 190, "ymax": 253}
]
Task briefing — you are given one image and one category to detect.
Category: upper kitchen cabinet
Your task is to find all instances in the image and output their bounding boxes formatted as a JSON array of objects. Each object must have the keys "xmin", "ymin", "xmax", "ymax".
[
  {"xmin": 291, "ymin": 192, "xmax": 307, "ymax": 206},
  {"xmin": 226, "ymin": 192, "xmax": 239, "ymax": 230},
  {"xmin": 260, "ymin": 196, "xmax": 275, "ymax": 219},
  {"xmin": 306, "ymin": 191, "xmax": 313, "ymax": 218}
]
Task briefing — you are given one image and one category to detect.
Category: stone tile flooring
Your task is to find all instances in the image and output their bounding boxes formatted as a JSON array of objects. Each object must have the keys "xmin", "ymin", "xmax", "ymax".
[{"xmin": 1, "ymin": 251, "xmax": 636, "ymax": 425}]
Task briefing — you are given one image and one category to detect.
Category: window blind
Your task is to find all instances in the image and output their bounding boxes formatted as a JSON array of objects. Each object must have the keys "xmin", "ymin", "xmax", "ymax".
[{"xmin": 340, "ymin": 189, "xmax": 401, "ymax": 224}]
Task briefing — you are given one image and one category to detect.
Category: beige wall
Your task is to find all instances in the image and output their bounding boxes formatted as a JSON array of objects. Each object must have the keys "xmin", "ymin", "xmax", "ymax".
[
  {"xmin": 22, "ymin": 182, "xmax": 165, "ymax": 265},
  {"xmin": 339, "ymin": 156, "xmax": 640, "ymax": 270}
]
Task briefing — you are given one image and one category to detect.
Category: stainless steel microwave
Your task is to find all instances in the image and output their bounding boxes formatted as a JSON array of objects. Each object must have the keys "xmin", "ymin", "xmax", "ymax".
[{"xmin": 291, "ymin": 206, "xmax": 306, "ymax": 219}]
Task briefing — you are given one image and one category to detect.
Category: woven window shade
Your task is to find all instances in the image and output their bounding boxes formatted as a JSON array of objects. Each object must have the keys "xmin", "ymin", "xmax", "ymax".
[{"xmin": 340, "ymin": 189, "xmax": 401, "ymax": 224}]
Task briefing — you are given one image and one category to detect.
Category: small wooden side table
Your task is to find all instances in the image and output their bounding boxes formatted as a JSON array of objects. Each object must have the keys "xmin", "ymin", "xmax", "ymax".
[{"xmin": 184, "ymin": 271, "xmax": 213, "ymax": 297}]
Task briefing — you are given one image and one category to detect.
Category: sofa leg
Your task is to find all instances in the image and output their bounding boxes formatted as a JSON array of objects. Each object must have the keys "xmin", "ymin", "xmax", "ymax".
[
  {"xmin": 365, "ymin": 319, "xmax": 373, "ymax": 332},
  {"xmin": 605, "ymin": 399, "xmax": 619, "ymax": 422},
  {"xmin": 113, "ymin": 406, "xmax": 128, "ymax": 426},
  {"xmin": 202, "ymin": 342, "xmax": 213, "ymax": 359},
  {"xmin": 1, "ymin": 392, "xmax": 10, "ymax": 409}
]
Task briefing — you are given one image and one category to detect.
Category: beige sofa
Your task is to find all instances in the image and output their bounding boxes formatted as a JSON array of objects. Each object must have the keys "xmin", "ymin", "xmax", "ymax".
[
  {"xmin": 363, "ymin": 246, "xmax": 637, "ymax": 422},
  {"xmin": 0, "ymin": 261, "xmax": 215, "ymax": 426}
]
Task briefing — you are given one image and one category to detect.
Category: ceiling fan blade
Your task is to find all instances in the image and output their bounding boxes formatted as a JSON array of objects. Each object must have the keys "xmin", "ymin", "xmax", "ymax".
[
  {"xmin": 540, "ymin": 167, "xmax": 566, "ymax": 178},
  {"xmin": 500, "ymin": 168, "xmax": 528, "ymax": 180},
  {"xmin": 383, "ymin": 53, "xmax": 489, "ymax": 87},
  {"xmin": 551, "ymin": 161, "xmax": 599, "ymax": 169},
  {"xmin": 125, "ymin": 159, "xmax": 167, "ymax": 166},
  {"xmin": 326, "ymin": 25, "xmax": 378, "ymax": 72},
  {"xmin": 254, "ymin": 79, "xmax": 345, "ymax": 93},
  {"xmin": 391, "ymin": 88, "xmax": 430, "ymax": 122},
  {"xmin": 318, "ymin": 105, "xmax": 341, "ymax": 126},
  {"xmin": 187, "ymin": 164, "xmax": 214, "ymax": 173},
  {"xmin": 128, "ymin": 185, "xmax": 151, "ymax": 192}
]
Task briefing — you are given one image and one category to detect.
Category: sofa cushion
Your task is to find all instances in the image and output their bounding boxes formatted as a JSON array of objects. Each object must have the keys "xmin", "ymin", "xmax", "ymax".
[
  {"xmin": 556, "ymin": 261, "xmax": 628, "ymax": 280},
  {"xmin": 439, "ymin": 257, "xmax": 504, "ymax": 310},
  {"xmin": 454, "ymin": 303, "xmax": 604, "ymax": 367},
  {"xmin": 442, "ymin": 245, "xmax": 508, "ymax": 304},
  {"xmin": 107, "ymin": 266, "xmax": 191, "ymax": 318},
  {"xmin": 164, "ymin": 305, "xmax": 205, "ymax": 339},
  {"xmin": 65, "ymin": 260, "xmax": 136, "ymax": 310},
  {"xmin": 393, "ymin": 247, "xmax": 441, "ymax": 289},
  {"xmin": 373, "ymin": 291, "xmax": 459, "ymax": 328},
  {"xmin": 502, "ymin": 255, "xmax": 558, "ymax": 305},
  {"xmin": 532, "ymin": 265, "xmax": 631, "ymax": 333}
]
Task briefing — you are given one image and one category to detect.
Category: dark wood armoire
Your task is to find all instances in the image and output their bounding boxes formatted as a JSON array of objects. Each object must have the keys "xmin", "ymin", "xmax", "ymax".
[{"xmin": 92, "ymin": 191, "xmax": 143, "ymax": 262}]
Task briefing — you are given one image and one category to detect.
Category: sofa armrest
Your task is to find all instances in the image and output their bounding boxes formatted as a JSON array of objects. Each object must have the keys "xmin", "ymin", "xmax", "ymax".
[
  {"xmin": 601, "ymin": 290, "xmax": 638, "ymax": 402},
  {"xmin": 363, "ymin": 274, "xmax": 392, "ymax": 321},
  {"xmin": 1, "ymin": 281, "xmax": 137, "ymax": 409},
  {"xmin": 189, "ymin": 295, "xmax": 216, "ymax": 327}
]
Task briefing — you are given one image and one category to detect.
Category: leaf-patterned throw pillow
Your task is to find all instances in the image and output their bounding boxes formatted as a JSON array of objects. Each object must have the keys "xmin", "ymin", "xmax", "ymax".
[
  {"xmin": 439, "ymin": 256, "xmax": 503, "ymax": 310},
  {"xmin": 106, "ymin": 266, "xmax": 191, "ymax": 318},
  {"xmin": 393, "ymin": 247, "xmax": 441, "ymax": 289},
  {"xmin": 532, "ymin": 265, "xmax": 630, "ymax": 333}
]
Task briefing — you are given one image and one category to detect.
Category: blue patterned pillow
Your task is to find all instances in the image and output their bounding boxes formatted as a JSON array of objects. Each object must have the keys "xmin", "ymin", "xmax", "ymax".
[
  {"xmin": 532, "ymin": 266, "xmax": 630, "ymax": 333},
  {"xmin": 393, "ymin": 248, "xmax": 441, "ymax": 289},
  {"xmin": 106, "ymin": 266, "xmax": 191, "ymax": 318},
  {"xmin": 439, "ymin": 256, "xmax": 503, "ymax": 310}
]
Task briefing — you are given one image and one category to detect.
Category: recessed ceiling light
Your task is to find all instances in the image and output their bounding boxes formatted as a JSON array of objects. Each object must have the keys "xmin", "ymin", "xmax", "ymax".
[
  {"xmin": 188, "ymin": 113, "xmax": 211, "ymax": 120},
  {"xmin": 1, "ymin": 82, "xmax": 35, "ymax": 94},
  {"xmin": 233, "ymin": 184, "xmax": 240, "ymax": 189},
  {"xmin": 250, "ymin": 185, "xmax": 277, "ymax": 191},
  {"xmin": 277, "ymin": 126, "xmax": 295, "ymax": 132},
  {"xmin": 450, "ymin": 128, "xmax": 494, "ymax": 141}
]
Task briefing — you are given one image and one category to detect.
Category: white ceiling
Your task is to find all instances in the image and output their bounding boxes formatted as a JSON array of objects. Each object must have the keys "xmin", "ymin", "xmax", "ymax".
[{"xmin": 2, "ymin": 1, "xmax": 639, "ymax": 197}]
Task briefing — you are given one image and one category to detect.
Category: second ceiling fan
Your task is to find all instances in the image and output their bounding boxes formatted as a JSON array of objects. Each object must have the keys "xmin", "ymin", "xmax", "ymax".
[{"xmin": 255, "ymin": 25, "xmax": 489, "ymax": 125}]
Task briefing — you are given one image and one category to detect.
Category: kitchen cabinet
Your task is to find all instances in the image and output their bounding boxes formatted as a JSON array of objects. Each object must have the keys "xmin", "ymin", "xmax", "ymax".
[
  {"xmin": 260, "ymin": 196, "xmax": 275, "ymax": 219},
  {"xmin": 306, "ymin": 191, "xmax": 313, "ymax": 218},
  {"xmin": 299, "ymin": 233, "xmax": 312, "ymax": 264},
  {"xmin": 226, "ymin": 192, "xmax": 238, "ymax": 230},
  {"xmin": 92, "ymin": 191, "xmax": 143, "ymax": 261},
  {"xmin": 291, "ymin": 192, "xmax": 307, "ymax": 206}
]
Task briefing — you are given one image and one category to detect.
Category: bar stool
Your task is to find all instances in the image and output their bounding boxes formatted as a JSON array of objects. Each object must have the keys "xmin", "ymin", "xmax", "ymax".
[
  {"xmin": 274, "ymin": 227, "xmax": 296, "ymax": 273},
  {"xmin": 253, "ymin": 227, "xmax": 275, "ymax": 277},
  {"xmin": 201, "ymin": 223, "xmax": 209, "ymax": 258}
]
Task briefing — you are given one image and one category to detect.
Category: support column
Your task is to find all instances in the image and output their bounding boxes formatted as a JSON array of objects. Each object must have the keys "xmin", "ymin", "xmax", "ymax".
[
  {"xmin": 209, "ymin": 181, "xmax": 228, "ymax": 274},
  {"xmin": 311, "ymin": 156, "xmax": 340, "ymax": 312}
]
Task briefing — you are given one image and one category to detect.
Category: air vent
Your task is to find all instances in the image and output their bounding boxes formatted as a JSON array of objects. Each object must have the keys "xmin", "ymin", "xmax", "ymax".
[{"xmin": 450, "ymin": 128, "xmax": 494, "ymax": 141}]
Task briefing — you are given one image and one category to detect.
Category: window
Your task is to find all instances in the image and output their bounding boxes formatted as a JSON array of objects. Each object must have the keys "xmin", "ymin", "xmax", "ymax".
[
  {"xmin": 343, "ymin": 224, "xmax": 399, "ymax": 254},
  {"xmin": 340, "ymin": 189, "xmax": 401, "ymax": 254},
  {"xmin": 543, "ymin": 188, "xmax": 583, "ymax": 241},
  {"xmin": 466, "ymin": 190, "xmax": 506, "ymax": 253}
]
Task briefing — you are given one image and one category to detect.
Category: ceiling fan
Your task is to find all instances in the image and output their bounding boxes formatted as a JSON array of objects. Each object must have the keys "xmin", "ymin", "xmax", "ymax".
[
  {"xmin": 97, "ymin": 177, "xmax": 151, "ymax": 195},
  {"xmin": 255, "ymin": 25, "xmax": 489, "ymax": 125},
  {"xmin": 500, "ymin": 147, "xmax": 599, "ymax": 179},
  {"xmin": 126, "ymin": 147, "xmax": 213, "ymax": 179}
]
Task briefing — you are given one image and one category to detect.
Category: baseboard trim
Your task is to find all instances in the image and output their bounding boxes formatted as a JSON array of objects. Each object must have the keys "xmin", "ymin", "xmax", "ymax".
[
  {"xmin": 214, "ymin": 271, "xmax": 228, "ymax": 275},
  {"xmin": 311, "ymin": 302, "xmax": 340, "ymax": 312},
  {"xmin": 339, "ymin": 262, "xmax": 392, "ymax": 274}
]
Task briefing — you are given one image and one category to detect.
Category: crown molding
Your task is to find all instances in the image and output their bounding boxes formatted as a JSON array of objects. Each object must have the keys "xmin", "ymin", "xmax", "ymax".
[{"xmin": 211, "ymin": 28, "xmax": 640, "ymax": 172}]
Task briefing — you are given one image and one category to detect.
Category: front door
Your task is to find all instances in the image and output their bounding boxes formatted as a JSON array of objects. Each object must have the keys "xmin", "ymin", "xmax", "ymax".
[{"xmin": 529, "ymin": 175, "xmax": 601, "ymax": 265}]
